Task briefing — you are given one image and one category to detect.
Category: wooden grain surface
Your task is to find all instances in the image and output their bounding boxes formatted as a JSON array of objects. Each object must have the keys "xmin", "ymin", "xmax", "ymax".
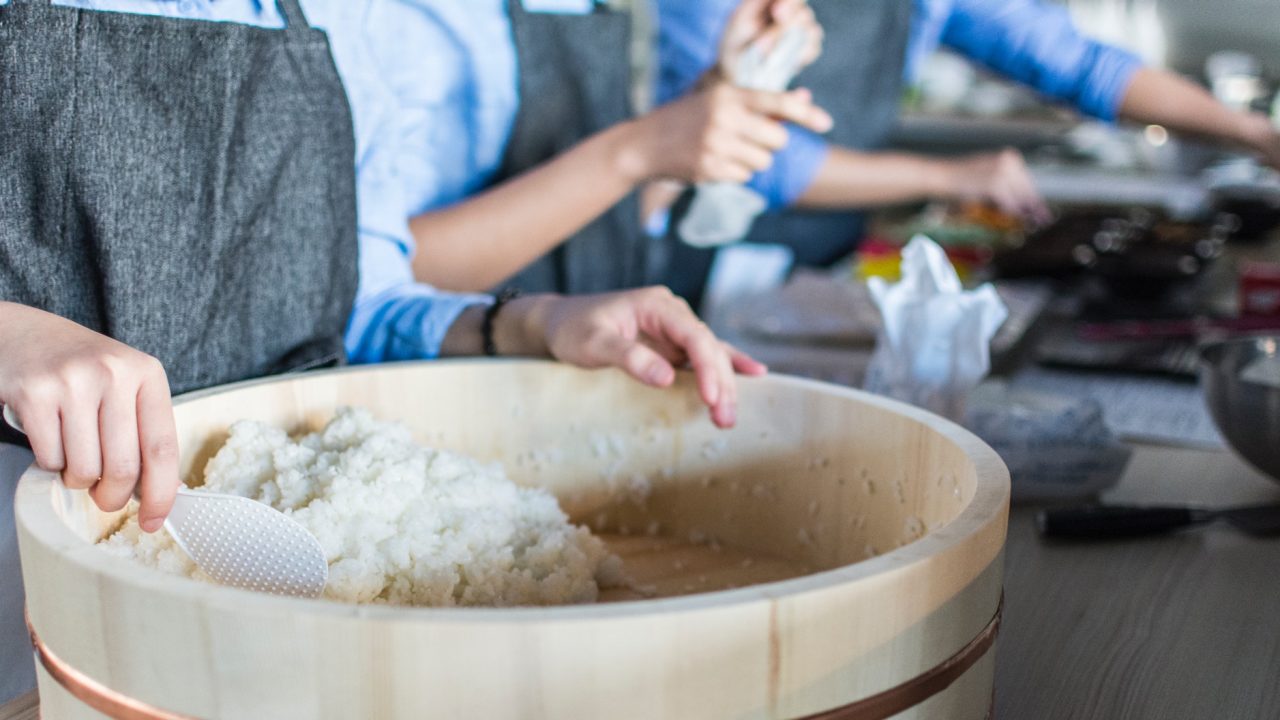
[
  {"xmin": 995, "ymin": 444, "xmax": 1280, "ymax": 720},
  {"xmin": 15, "ymin": 363, "xmax": 1007, "ymax": 720},
  {"xmin": 597, "ymin": 534, "xmax": 814, "ymax": 602},
  {"xmin": 9, "ymin": 445, "xmax": 1275, "ymax": 720}
]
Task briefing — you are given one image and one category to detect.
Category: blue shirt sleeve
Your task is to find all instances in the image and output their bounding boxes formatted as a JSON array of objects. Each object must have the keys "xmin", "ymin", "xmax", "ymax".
[
  {"xmin": 343, "ymin": 228, "xmax": 490, "ymax": 365},
  {"xmin": 939, "ymin": 0, "xmax": 1143, "ymax": 121},
  {"xmin": 309, "ymin": 0, "xmax": 494, "ymax": 364},
  {"xmin": 749, "ymin": 128, "xmax": 830, "ymax": 209},
  {"xmin": 655, "ymin": 0, "xmax": 732, "ymax": 104}
]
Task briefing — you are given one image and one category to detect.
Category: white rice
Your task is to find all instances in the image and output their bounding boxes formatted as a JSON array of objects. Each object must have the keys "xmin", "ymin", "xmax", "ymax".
[{"xmin": 100, "ymin": 408, "xmax": 622, "ymax": 607}]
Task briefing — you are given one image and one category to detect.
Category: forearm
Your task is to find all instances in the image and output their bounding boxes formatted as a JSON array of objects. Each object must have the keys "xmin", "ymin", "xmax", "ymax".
[
  {"xmin": 438, "ymin": 295, "xmax": 553, "ymax": 358},
  {"xmin": 795, "ymin": 148, "xmax": 951, "ymax": 209},
  {"xmin": 409, "ymin": 124, "xmax": 648, "ymax": 293},
  {"xmin": 1118, "ymin": 67, "xmax": 1261, "ymax": 150}
]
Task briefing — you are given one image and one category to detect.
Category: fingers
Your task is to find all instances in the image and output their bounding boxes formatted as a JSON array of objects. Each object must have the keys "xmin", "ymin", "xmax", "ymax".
[
  {"xmin": 769, "ymin": 0, "xmax": 807, "ymax": 23},
  {"xmin": 14, "ymin": 393, "xmax": 65, "ymax": 473},
  {"xmin": 724, "ymin": 136, "xmax": 775, "ymax": 174},
  {"xmin": 722, "ymin": 0, "xmax": 773, "ymax": 48},
  {"xmin": 728, "ymin": 345, "xmax": 769, "ymax": 377},
  {"xmin": 737, "ymin": 112, "xmax": 790, "ymax": 152},
  {"xmin": 771, "ymin": 0, "xmax": 820, "ymax": 55},
  {"xmin": 742, "ymin": 88, "xmax": 833, "ymax": 133},
  {"xmin": 650, "ymin": 302, "xmax": 737, "ymax": 429},
  {"xmin": 793, "ymin": 5, "xmax": 824, "ymax": 66},
  {"xmin": 697, "ymin": 151, "xmax": 756, "ymax": 184},
  {"xmin": 690, "ymin": 87, "xmax": 815, "ymax": 183},
  {"xmin": 980, "ymin": 149, "xmax": 1050, "ymax": 225},
  {"xmin": 91, "ymin": 388, "xmax": 142, "ymax": 513},
  {"xmin": 135, "ymin": 369, "xmax": 179, "ymax": 533},
  {"xmin": 0, "ymin": 307, "xmax": 178, "ymax": 528},
  {"xmin": 544, "ymin": 288, "xmax": 757, "ymax": 430},
  {"xmin": 60, "ymin": 398, "xmax": 102, "ymax": 491},
  {"xmin": 600, "ymin": 334, "xmax": 678, "ymax": 389},
  {"xmin": 691, "ymin": 335, "xmax": 737, "ymax": 430},
  {"xmin": 755, "ymin": 0, "xmax": 810, "ymax": 53},
  {"xmin": 1021, "ymin": 193, "xmax": 1053, "ymax": 227}
]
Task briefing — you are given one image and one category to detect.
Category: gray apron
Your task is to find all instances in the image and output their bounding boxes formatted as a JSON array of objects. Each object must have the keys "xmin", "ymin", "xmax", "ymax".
[
  {"xmin": 495, "ymin": 0, "xmax": 651, "ymax": 294},
  {"xmin": 662, "ymin": 0, "xmax": 913, "ymax": 309},
  {"xmin": 0, "ymin": 0, "xmax": 359, "ymax": 704}
]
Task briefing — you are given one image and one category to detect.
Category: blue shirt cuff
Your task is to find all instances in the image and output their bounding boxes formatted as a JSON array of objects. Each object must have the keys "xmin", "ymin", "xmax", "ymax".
[
  {"xmin": 1078, "ymin": 47, "xmax": 1143, "ymax": 122},
  {"xmin": 747, "ymin": 126, "xmax": 831, "ymax": 209},
  {"xmin": 939, "ymin": 0, "xmax": 1147, "ymax": 123},
  {"xmin": 344, "ymin": 228, "xmax": 493, "ymax": 364},
  {"xmin": 345, "ymin": 286, "xmax": 491, "ymax": 364}
]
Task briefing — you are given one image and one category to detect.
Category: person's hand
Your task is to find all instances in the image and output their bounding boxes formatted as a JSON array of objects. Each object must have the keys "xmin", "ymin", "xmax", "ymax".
[
  {"xmin": 0, "ymin": 303, "xmax": 179, "ymax": 532},
  {"xmin": 618, "ymin": 82, "xmax": 833, "ymax": 185},
  {"xmin": 934, "ymin": 149, "xmax": 1052, "ymax": 225},
  {"xmin": 1239, "ymin": 112, "xmax": 1280, "ymax": 170},
  {"xmin": 496, "ymin": 289, "xmax": 767, "ymax": 429},
  {"xmin": 717, "ymin": 0, "xmax": 824, "ymax": 81}
]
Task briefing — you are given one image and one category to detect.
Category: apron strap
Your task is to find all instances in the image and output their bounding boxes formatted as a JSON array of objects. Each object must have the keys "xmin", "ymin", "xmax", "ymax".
[{"xmin": 276, "ymin": 0, "xmax": 314, "ymax": 32}]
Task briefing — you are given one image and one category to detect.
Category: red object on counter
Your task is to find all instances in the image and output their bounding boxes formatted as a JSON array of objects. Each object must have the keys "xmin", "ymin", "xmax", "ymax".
[{"xmin": 1241, "ymin": 262, "xmax": 1280, "ymax": 317}]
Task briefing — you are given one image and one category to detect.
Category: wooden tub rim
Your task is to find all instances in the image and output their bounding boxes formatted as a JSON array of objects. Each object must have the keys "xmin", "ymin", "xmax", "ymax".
[{"xmin": 16, "ymin": 359, "xmax": 1010, "ymax": 624}]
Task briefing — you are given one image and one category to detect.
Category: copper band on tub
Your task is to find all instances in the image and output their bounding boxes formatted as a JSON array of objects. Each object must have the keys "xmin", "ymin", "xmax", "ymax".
[
  {"xmin": 797, "ymin": 594, "xmax": 1005, "ymax": 720},
  {"xmin": 25, "ymin": 607, "xmax": 197, "ymax": 720},
  {"xmin": 28, "ymin": 596, "xmax": 1002, "ymax": 720}
]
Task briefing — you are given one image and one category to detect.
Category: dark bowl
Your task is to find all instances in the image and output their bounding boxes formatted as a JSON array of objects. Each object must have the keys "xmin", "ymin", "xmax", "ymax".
[{"xmin": 1199, "ymin": 335, "xmax": 1280, "ymax": 482}]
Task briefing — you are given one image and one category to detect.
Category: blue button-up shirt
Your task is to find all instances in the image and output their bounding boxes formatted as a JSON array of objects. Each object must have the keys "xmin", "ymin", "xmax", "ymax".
[
  {"xmin": 657, "ymin": 0, "xmax": 1144, "ymax": 209},
  {"xmin": 4, "ymin": 0, "xmax": 488, "ymax": 363},
  {"xmin": 323, "ymin": 0, "xmax": 592, "ymax": 248},
  {"xmin": 347, "ymin": 0, "xmax": 522, "ymax": 223}
]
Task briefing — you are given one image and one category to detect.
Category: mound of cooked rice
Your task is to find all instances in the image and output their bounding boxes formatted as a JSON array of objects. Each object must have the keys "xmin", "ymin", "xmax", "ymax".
[{"xmin": 99, "ymin": 408, "xmax": 621, "ymax": 607}]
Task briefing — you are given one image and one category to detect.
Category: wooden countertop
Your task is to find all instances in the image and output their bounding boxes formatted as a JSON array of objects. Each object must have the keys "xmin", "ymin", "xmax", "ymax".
[{"xmin": 996, "ymin": 444, "xmax": 1280, "ymax": 720}]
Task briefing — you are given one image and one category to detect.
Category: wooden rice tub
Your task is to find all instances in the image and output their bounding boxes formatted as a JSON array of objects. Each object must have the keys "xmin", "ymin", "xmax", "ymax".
[{"xmin": 16, "ymin": 361, "xmax": 1009, "ymax": 719}]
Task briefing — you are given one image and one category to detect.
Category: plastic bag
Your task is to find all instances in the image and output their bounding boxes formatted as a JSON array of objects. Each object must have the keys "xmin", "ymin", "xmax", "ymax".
[
  {"xmin": 864, "ymin": 236, "xmax": 1008, "ymax": 421},
  {"xmin": 678, "ymin": 25, "xmax": 811, "ymax": 248}
]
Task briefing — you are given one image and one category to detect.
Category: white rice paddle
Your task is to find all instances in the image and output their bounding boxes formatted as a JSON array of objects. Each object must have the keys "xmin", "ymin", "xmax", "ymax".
[{"xmin": 3, "ymin": 404, "xmax": 328, "ymax": 598}]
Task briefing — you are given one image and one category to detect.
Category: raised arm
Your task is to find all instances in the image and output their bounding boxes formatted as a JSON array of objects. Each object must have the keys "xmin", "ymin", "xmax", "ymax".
[
  {"xmin": 1118, "ymin": 68, "xmax": 1279, "ymax": 169},
  {"xmin": 797, "ymin": 144, "xmax": 1050, "ymax": 222},
  {"xmin": 946, "ymin": 0, "xmax": 1278, "ymax": 168},
  {"xmin": 409, "ymin": 0, "xmax": 830, "ymax": 293},
  {"xmin": 409, "ymin": 84, "xmax": 831, "ymax": 292}
]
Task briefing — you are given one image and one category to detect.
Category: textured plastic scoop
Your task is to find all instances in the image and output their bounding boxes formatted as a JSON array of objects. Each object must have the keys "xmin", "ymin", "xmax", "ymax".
[
  {"xmin": 3, "ymin": 404, "xmax": 328, "ymax": 598},
  {"xmin": 162, "ymin": 490, "xmax": 329, "ymax": 598}
]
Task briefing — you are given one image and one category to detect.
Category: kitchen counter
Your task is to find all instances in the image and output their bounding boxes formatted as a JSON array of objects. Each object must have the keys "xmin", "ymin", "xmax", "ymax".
[
  {"xmin": 6, "ymin": 241, "xmax": 1279, "ymax": 720},
  {"xmin": 997, "ymin": 443, "xmax": 1280, "ymax": 720},
  {"xmin": 708, "ymin": 235, "xmax": 1280, "ymax": 718}
]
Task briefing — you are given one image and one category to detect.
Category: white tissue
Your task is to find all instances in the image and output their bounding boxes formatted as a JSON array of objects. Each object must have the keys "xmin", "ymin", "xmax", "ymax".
[
  {"xmin": 864, "ymin": 236, "xmax": 1009, "ymax": 421},
  {"xmin": 679, "ymin": 25, "xmax": 811, "ymax": 248}
]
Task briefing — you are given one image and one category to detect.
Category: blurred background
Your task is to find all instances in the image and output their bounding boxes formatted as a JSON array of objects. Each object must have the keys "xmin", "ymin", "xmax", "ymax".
[
  {"xmin": 1072, "ymin": 0, "xmax": 1279, "ymax": 74},
  {"xmin": 707, "ymin": 0, "xmax": 1280, "ymax": 502}
]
